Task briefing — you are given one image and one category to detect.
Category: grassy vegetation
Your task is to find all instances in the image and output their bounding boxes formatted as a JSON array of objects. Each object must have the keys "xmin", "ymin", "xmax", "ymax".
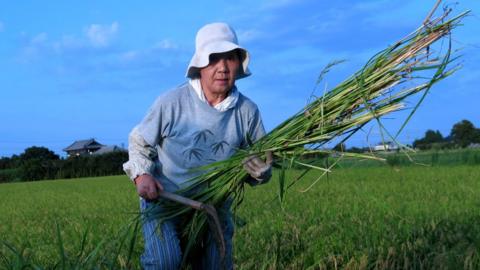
[
  {"xmin": 236, "ymin": 165, "xmax": 480, "ymax": 269},
  {"xmin": 384, "ymin": 148, "xmax": 480, "ymax": 167},
  {"xmin": 0, "ymin": 176, "xmax": 141, "ymax": 268},
  {"xmin": 1, "ymin": 165, "xmax": 479, "ymax": 269},
  {"xmin": 333, "ymin": 148, "xmax": 480, "ymax": 168}
]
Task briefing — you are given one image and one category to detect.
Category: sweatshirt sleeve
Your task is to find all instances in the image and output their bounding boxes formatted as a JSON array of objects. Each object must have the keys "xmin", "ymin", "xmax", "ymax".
[
  {"xmin": 244, "ymin": 105, "xmax": 272, "ymax": 186},
  {"xmin": 122, "ymin": 126, "xmax": 158, "ymax": 181},
  {"xmin": 248, "ymin": 105, "xmax": 266, "ymax": 144},
  {"xmin": 136, "ymin": 97, "xmax": 164, "ymax": 147}
]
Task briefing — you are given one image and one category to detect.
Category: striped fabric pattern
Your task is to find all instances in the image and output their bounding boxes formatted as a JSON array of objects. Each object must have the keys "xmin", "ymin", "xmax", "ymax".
[{"xmin": 140, "ymin": 198, "xmax": 233, "ymax": 270}]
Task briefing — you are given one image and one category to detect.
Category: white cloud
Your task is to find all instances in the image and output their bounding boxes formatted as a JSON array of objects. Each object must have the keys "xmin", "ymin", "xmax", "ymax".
[
  {"xmin": 31, "ymin": 32, "xmax": 48, "ymax": 44},
  {"xmin": 20, "ymin": 21, "xmax": 120, "ymax": 58},
  {"xmin": 52, "ymin": 35, "xmax": 83, "ymax": 52},
  {"xmin": 119, "ymin": 50, "xmax": 139, "ymax": 62},
  {"xmin": 237, "ymin": 29, "xmax": 262, "ymax": 43},
  {"xmin": 85, "ymin": 22, "xmax": 119, "ymax": 48},
  {"xmin": 154, "ymin": 39, "xmax": 178, "ymax": 50},
  {"xmin": 18, "ymin": 32, "xmax": 49, "ymax": 62},
  {"xmin": 0, "ymin": 21, "xmax": 4, "ymax": 32},
  {"xmin": 15, "ymin": 21, "xmax": 190, "ymax": 80}
]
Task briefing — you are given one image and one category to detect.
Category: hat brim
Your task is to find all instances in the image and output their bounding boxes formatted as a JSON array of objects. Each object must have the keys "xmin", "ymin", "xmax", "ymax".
[{"xmin": 186, "ymin": 42, "xmax": 251, "ymax": 79}]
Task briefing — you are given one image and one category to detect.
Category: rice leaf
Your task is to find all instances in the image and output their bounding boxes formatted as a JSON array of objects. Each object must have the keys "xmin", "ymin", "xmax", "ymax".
[
  {"xmin": 278, "ymin": 155, "xmax": 286, "ymax": 204},
  {"xmin": 55, "ymin": 221, "xmax": 67, "ymax": 270}
]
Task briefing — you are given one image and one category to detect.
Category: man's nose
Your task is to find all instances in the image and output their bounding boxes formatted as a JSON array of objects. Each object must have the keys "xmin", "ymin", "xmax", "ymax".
[{"xmin": 217, "ymin": 58, "xmax": 229, "ymax": 72}]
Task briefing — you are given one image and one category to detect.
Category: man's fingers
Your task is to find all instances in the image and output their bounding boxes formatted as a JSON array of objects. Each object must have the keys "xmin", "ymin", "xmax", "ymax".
[
  {"xmin": 154, "ymin": 180, "xmax": 164, "ymax": 192},
  {"xmin": 147, "ymin": 188, "xmax": 158, "ymax": 200},
  {"xmin": 243, "ymin": 156, "xmax": 266, "ymax": 168},
  {"xmin": 136, "ymin": 175, "xmax": 163, "ymax": 200},
  {"xmin": 243, "ymin": 153, "xmax": 274, "ymax": 182},
  {"xmin": 242, "ymin": 155, "xmax": 256, "ymax": 165},
  {"xmin": 243, "ymin": 160, "xmax": 259, "ymax": 178},
  {"xmin": 139, "ymin": 186, "xmax": 153, "ymax": 200},
  {"xmin": 265, "ymin": 151, "xmax": 273, "ymax": 165}
]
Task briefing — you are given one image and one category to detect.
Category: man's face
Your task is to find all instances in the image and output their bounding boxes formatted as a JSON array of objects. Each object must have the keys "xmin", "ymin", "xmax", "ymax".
[{"xmin": 199, "ymin": 50, "xmax": 241, "ymax": 97}]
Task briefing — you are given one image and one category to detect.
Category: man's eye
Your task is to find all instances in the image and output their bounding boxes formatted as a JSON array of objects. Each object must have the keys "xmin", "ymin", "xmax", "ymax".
[{"xmin": 210, "ymin": 53, "xmax": 236, "ymax": 63}]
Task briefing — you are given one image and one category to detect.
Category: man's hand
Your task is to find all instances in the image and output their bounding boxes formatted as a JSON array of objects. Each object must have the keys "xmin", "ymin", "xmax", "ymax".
[
  {"xmin": 134, "ymin": 174, "xmax": 164, "ymax": 201},
  {"xmin": 242, "ymin": 152, "xmax": 273, "ymax": 183}
]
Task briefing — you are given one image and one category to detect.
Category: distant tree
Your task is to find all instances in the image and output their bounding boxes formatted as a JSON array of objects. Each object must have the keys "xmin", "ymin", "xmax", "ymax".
[
  {"xmin": 333, "ymin": 142, "xmax": 346, "ymax": 152},
  {"xmin": 0, "ymin": 157, "xmax": 12, "ymax": 170},
  {"xmin": 0, "ymin": 155, "xmax": 22, "ymax": 182},
  {"xmin": 450, "ymin": 120, "xmax": 480, "ymax": 148},
  {"xmin": 55, "ymin": 151, "xmax": 128, "ymax": 179},
  {"xmin": 18, "ymin": 146, "xmax": 60, "ymax": 181},
  {"xmin": 413, "ymin": 129, "xmax": 445, "ymax": 150},
  {"xmin": 4, "ymin": 146, "xmax": 128, "ymax": 182},
  {"xmin": 347, "ymin": 146, "xmax": 365, "ymax": 153},
  {"xmin": 425, "ymin": 130, "xmax": 444, "ymax": 143},
  {"xmin": 20, "ymin": 146, "xmax": 59, "ymax": 161},
  {"xmin": 0, "ymin": 155, "xmax": 21, "ymax": 170}
]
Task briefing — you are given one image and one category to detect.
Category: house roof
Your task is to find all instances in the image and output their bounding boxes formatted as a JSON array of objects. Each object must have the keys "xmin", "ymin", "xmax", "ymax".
[
  {"xmin": 93, "ymin": 145, "xmax": 126, "ymax": 155},
  {"xmin": 63, "ymin": 138, "xmax": 103, "ymax": 152}
]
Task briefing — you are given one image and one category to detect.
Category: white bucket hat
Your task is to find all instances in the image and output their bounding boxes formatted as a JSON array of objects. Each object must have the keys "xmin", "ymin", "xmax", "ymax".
[{"xmin": 186, "ymin": 22, "xmax": 251, "ymax": 79}]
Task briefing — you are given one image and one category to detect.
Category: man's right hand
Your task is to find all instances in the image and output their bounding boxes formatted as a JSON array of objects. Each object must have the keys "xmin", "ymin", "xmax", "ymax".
[{"xmin": 134, "ymin": 174, "xmax": 164, "ymax": 201}]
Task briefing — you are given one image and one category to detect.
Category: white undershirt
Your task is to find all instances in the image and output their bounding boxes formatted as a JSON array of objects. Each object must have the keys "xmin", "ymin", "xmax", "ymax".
[{"xmin": 189, "ymin": 79, "xmax": 239, "ymax": 112}]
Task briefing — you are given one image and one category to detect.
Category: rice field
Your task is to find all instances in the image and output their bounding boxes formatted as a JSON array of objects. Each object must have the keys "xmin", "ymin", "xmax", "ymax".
[
  {"xmin": 1, "ymin": 165, "xmax": 479, "ymax": 269},
  {"xmin": 235, "ymin": 165, "xmax": 480, "ymax": 269}
]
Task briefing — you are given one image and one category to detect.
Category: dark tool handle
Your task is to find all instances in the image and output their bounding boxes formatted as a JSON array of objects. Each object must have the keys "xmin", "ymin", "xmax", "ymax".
[
  {"xmin": 157, "ymin": 190, "xmax": 226, "ymax": 269},
  {"xmin": 158, "ymin": 190, "xmax": 204, "ymax": 210}
]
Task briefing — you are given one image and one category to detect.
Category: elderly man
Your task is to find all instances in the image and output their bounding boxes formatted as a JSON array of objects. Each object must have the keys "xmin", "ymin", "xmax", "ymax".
[{"xmin": 123, "ymin": 22, "xmax": 272, "ymax": 269}]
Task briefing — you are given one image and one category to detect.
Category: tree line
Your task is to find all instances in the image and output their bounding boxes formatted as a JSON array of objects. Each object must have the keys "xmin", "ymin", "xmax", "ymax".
[
  {"xmin": 412, "ymin": 119, "xmax": 480, "ymax": 150},
  {"xmin": 0, "ymin": 146, "xmax": 128, "ymax": 183},
  {"xmin": 1, "ymin": 119, "xmax": 478, "ymax": 183},
  {"xmin": 335, "ymin": 119, "xmax": 479, "ymax": 153}
]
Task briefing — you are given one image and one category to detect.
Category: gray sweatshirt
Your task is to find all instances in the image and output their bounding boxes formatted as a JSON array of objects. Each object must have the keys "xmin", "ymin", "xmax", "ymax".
[{"xmin": 123, "ymin": 82, "xmax": 265, "ymax": 192}]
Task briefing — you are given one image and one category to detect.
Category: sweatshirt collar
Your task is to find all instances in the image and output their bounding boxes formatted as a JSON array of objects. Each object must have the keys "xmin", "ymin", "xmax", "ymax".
[{"xmin": 189, "ymin": 78, "xmax": 239, "ymax": 112}]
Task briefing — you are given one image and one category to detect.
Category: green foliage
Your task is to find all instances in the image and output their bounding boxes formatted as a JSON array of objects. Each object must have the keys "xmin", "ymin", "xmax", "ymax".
[
  {"xmin": 385, "ymin": 154, "xmax": 401, "ymax": 167},
  {"xmin": 0, "ymin": 168, "xmax": 20, "ymax": 183},
  {"xmin": 451, "ymin": 119, "xmax": 480, "ymax": 148},
  {"xmin": 341, "ymin": 148, "xmax": 480, "ymax": 168},
  {"xmin": 235, "ymin": 166, "xmax": 480, "ymax": 269},
  {"xmin": 412, "ymin": 129, "xmax": 447, "ymax": 150},
  {"xmin": 0, "ymin": 156, "xmax": 20, "ymax": 170},
  {"xmin": 0, "ymin": 150, "xmax": 128, "ymax": 183},
  {"xmin": 346, "ymin": 146, "xmax": 366, "ymax": 153},
  {"xmin": 333, "ymin": 142, "xmax": 346, "ymax": 152},
  {"xmin": 56, "ymin": 151, "xmax": 128, "ymax": 180},
  {"xmin": 19, "ymin": 146, "xmax": 59, "ymax": 161},
  {"xmin": 9, "ymin": 146, "xmax": 61, "ymax": 181},
  {"xmin": 19, "ymin": 159, "xmax": 59, "ymax": 181},
  {"xmin": 0, "ymin": 176, "xmax": 141, "ymax": 269}
]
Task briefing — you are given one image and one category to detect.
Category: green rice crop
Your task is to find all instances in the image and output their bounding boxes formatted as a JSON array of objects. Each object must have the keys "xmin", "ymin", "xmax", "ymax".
[
  {"xmin": 1, "ymin": 165, "xmax": 479, "ymax": 269},
  {"xmin": 235, "ymin": 165, "xmax": 480, "ymax": 269},
  {"xmin": 319, "ymin": 148, "xmax": 480, "ymax": 168},
  {"xmin": 0, "ymin": 176, "xmax": 142, "ymax": 268}
]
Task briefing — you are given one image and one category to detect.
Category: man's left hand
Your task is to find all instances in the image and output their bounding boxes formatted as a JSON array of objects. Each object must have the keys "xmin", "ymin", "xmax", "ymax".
[{"xmin": 242, "ymin": 152, "xmax": 273, "ymax": 182}]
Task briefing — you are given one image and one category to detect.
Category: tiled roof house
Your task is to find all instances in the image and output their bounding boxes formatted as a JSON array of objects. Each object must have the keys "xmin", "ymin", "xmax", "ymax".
[{"xmin": 63, "ymin": 138, "xmax": 104, "ymax": 157}]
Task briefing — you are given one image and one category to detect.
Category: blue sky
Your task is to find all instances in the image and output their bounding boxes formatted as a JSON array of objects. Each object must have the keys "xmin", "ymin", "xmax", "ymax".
[{"xmin": 1, "ymin": 0, "xmax": 479, "ymax": 157}]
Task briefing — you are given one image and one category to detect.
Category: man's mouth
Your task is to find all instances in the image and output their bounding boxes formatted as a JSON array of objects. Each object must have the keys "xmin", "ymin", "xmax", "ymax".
[{"xmin": 215, "ymin": 78, "xmax": 229, "ymax": 83}]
